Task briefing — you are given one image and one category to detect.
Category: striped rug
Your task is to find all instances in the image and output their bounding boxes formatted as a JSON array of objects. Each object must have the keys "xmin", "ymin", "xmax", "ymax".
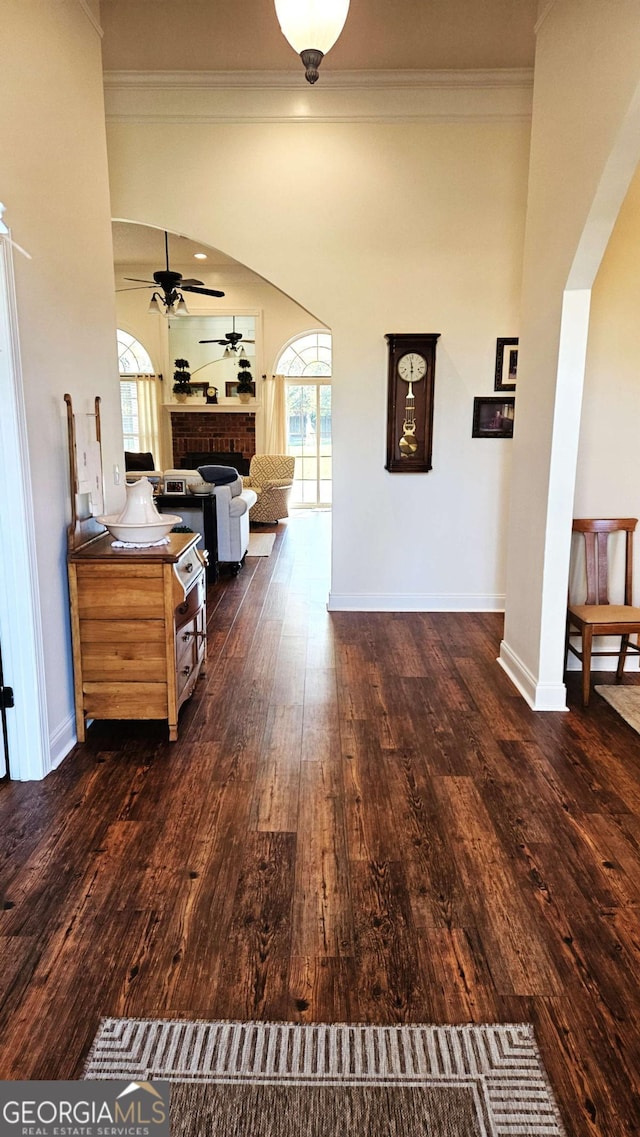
[{"xmin": 85, "ymin": 1020, "xmax": 565, "ymax": 1136}]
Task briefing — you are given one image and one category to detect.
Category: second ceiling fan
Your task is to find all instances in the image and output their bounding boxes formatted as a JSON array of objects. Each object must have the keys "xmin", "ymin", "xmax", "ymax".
[{"xmin": 199, "ymin": 315, "xmax": 255, "ymax": 354}]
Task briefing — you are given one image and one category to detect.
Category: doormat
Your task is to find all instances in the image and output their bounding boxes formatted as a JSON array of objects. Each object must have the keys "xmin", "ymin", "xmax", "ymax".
[
  {"xmin": 85, "ymin": 1019, "xmax": 566, "ymax": 1136},
  {"xmin": 248, "ymin": 533, "xmax": 276, "ymax": 557},
  {"xmin": 595, "ymin": 684, "xmax": 640, "ymax": 733}
]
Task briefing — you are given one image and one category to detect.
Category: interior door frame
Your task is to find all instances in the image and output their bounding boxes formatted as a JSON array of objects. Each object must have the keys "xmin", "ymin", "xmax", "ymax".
[{"xmin": 0, "ymin": 225, "xmax": 50, "ymax": 780}]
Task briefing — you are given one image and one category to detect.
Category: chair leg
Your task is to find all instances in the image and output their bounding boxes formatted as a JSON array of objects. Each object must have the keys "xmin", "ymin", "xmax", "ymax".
[
  {"xmin": 581, "ymin": 627, "xmax": 593, "ymax": 707},
  {"xmin": 616, "ymin": 634, "xmax": 630, "ymax": 682}
]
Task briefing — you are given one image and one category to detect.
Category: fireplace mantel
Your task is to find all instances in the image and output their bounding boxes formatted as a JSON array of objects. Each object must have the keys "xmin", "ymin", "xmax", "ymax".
[{"xmin": 164, "ymin": 403, "xmax": 258, "ymax": 414}]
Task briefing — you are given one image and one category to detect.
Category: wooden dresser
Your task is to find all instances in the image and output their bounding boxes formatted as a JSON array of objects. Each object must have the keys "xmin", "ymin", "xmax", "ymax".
[{"xmin": 68, "ymin": 532, "xmax": 206, "ymax": 742}]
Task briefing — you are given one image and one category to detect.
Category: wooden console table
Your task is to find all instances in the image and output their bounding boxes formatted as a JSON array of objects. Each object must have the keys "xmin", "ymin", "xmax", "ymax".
[{"xmin": 68, "ymin": 532, "xmax": 206, "ymax": 742}]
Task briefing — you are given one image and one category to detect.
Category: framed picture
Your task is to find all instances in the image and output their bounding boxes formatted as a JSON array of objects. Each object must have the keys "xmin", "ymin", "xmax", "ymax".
[
  {"xmin": 472, "ymin": 396, "xmax": 515, "ymax": 438},
  {"xmin": 225, "ymin": 381, "xmax": 256, "ymax": 398},
  {"xmin": 494, "ymin": 337, "xmax": 518, "ymax": 391},
  {"xmin": 164, "ymin": 477, "xmax": 187, "ymax": 495}
]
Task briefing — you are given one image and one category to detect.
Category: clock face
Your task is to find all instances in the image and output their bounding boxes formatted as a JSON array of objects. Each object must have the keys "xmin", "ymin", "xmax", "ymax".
[{"xmin": 397, "ymin": 352, "xmax": 427, "ymax": 383}]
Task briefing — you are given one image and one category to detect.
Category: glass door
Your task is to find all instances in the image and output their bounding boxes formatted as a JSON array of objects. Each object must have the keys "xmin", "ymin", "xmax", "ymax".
[{"xmin": 286, "ymin": 381, "xmax": 332, "ymax": 507}]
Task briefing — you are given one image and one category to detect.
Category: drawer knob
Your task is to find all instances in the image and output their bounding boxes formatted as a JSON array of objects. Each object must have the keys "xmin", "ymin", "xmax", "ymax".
[
  {"xmin": 182, "ymin": 665, "xmax": 191, "ymax": 677},
  {"xmin": 183, "ymin": 562, "xmax": 194, "ymax": 574},
  {"xmin": 182, "ymin": 631, "xmax": 193, "ymax": 642}
]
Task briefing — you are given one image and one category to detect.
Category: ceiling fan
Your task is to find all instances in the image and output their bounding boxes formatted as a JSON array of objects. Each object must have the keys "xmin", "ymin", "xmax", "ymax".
[
  {"xmin": 117, "ymin": 231, "xmax": 225, "ymax": 314},
  {"xmin": 199, "ymin": 316, "xmax": 255, "ymax": 353}
]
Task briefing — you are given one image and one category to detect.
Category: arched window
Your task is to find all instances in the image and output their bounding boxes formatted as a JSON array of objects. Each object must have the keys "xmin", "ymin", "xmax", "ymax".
[
  {"xmin": 117, "ymin": 330, "xmax": 160, "ymax": 462},
  {"xmin": 117, "ymin": 329, "xmax": 154, "ymax": 375},
  {"xmin": 275, "ymin": 331, "xmax": 331, "ymax": 377},
  {"xmin": 274, "ymin": 331, "xmax": 332, "ymax": 507}
]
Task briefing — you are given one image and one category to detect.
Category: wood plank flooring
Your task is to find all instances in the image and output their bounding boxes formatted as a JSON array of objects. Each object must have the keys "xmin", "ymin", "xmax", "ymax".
[{"xmin": 1, "ymin": 509, "xmax": 640, "ymax": 1135}]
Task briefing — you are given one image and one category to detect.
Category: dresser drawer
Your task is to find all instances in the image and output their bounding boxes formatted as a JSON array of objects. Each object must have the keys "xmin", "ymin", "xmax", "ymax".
[
  {"xmin": 76, "ymin": 564, "xmax": 164, "ymax": 619},
  {"xmin": 175, "ymin": 572, "xmax": 205, "ymax": 629}
]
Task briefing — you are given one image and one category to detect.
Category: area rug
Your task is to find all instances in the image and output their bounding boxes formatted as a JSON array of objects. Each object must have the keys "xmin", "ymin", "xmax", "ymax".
[
  {"xmin": 248, "ymin": 533, "xmax": 276, "ymax": 557},
  {"xmin": 595, "ymin": 684, "xmax": 640, "ymax": 733},
  {"xmin": 85, "ymin": 1019, "xmax": 566, "ymax": 1136}
]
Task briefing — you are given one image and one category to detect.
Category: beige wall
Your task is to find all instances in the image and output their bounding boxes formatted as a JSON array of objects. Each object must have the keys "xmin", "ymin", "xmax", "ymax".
[
  {"xmin": 1, "ymin": 0, "xmax": 122, "ymax": 764},
  {"xmin": 107, "ymin": 115, "xmax": 530, "ymax": 610}
]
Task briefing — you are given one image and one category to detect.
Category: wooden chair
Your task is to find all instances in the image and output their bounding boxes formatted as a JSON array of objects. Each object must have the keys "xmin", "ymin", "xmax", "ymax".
[{"xmin": 566, "ymin": 518, "xmax": 640, "ymax": 706}]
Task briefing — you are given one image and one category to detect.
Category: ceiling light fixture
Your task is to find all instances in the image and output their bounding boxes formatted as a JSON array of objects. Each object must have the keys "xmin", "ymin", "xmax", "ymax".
[
  {"xmin": 194, "ymin": 252, "xmax": 207, "ymax": 260},
  {"xmin": 274, "ymin": 0, "xmax": 350, "ymax": 84}
]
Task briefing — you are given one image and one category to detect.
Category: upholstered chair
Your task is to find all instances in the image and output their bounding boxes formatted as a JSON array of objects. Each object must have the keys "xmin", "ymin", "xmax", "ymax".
[
  {"xmin": 197, "ymin": 466, "xmax": 258, "ymax": 574},
  {"xmin": 243, "ymin": 455, "xmax": 295, "ymax": 524}
]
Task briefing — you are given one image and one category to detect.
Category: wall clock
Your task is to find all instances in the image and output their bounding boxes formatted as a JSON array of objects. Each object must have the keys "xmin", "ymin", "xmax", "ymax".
[{"xmin": 385, "ymin": 333, "xmax": 440, "ymax": 473}]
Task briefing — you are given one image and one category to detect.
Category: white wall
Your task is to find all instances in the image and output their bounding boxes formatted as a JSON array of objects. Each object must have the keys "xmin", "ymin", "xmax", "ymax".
[
  {"xmin": 106, "ymin": 98, "xmax": 531, "ymax": 611},
  {"xmin": 499, "ymin": 0, "xmax": 640, "ymax": 709},
  {"xmin": 1, "ymin": 0, "xmax": 122, "ymax": 772}
]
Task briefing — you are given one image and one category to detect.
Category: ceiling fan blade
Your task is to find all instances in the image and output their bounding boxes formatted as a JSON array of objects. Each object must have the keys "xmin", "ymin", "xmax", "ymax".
[
  {"xmin": 116, "ymin": 285, "xmax": 154, "ymax": 292},
  {"xmin": 180, "ymin": 278, "xmax": 204, "ymax": 287},
  {"xmin": 198, "ymin": 339, "xmax": 228, "ymax": 344},
  {"xmin": 124, "ymin": 277, "xmax": 154, "ymax": 284},
  {"xmin": 182, "ymin": 284, "xmax": 225, "ymax": 297},
  {"xmin": 242, "ymin": 339, "xmax": 256, "ymax": 344}
]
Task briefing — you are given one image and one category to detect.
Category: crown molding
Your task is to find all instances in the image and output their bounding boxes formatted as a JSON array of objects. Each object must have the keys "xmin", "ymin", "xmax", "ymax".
[
  {"xmin": 535, "ymin": 1, "xmax": 558, "ymax": 35},
  {"xmin": 103, "ymin": 68, "xmax": 533, "ymax": 91},
  {"xmin": 76, "ymin": 0, "xmax": 103, "ymax": 37},
  {"xmin": 104, "ymin": 68, "xmax": 533, "ymax": 126}
]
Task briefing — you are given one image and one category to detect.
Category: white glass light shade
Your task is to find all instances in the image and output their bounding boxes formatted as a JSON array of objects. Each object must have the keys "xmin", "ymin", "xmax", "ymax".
[
  {"xmin": 274, "ymin": 0, "xmax": 350, "ymax": 54},
  {"xmin": 170, "ymin": 295, "xmax": 189, "ymax": 316}
]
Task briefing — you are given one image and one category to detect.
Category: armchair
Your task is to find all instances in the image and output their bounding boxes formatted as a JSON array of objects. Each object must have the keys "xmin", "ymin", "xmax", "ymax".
[
  {"xmin": 197, "ymin": 465, "xmax": 257, "ymax": 574},
  {"xmin": 243, "ymin": 454, "xmax": 295, "ymax": 523}
]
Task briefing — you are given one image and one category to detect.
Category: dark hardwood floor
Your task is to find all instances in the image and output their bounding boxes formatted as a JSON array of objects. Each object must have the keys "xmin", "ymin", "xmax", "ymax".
[{"xmin": 1, "ymin": 509, "xmax": 640, "ymax": 1135}]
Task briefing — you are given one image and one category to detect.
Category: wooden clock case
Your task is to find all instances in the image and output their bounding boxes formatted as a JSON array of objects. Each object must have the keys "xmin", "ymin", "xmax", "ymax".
[{"xmin": 385, "ymin": 333, "xmax": 440, "ymax": 473}]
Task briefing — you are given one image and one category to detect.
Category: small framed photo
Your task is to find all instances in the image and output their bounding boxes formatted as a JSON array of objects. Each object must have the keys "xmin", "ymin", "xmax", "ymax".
[
  {"xmin": 494, "ymin": 337, "xmax": 518, "ymax": 391},
  {"xmin": 472, "ymin": 396, "xmax": 515, "ymax": 438},
  {"xmin": 225, "ymin": 381, "xmax": 256, "ymax": 398},
  {"xmin": 164, "ymin": 477, "xmax": 187, "ymax": 495}
]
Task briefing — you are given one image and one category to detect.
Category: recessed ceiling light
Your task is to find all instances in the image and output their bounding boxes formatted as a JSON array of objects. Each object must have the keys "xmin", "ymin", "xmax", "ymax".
[{"xmin": 194, "ymin": 252, "xmax": 207, "ymax": 260}]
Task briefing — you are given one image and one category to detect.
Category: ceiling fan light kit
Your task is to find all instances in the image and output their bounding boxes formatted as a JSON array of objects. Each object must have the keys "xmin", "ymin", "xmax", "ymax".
[
  {"xmin": 274, "ymin": 0, "xmax": 350, "ymax": 83},
  {"xmin": 121, "ymin": 231, "xmax": 225, "ymax": 315}
]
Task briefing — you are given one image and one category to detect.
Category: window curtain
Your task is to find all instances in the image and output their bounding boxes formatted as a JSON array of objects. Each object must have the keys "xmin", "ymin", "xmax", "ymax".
[
  {"xmin": 263, "ymin": 373, "xmax": 287, "ymax": 454},
  {"xmin": 120, "ymin": 373, "xmax": 162, "ymax": 466}
]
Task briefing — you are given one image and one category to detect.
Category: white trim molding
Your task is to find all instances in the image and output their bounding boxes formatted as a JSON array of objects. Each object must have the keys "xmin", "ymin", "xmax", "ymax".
[
  {"xmin": 328, "ymin": 592, "xmax": 505, "ymax": 612},
  {"xmin": 49, "ymin": 712, "xmax": 78, "ymax": 772},
  {"xmin": 76, "ymin": 0, "xmax": 103, "ymax": 37},
  {"xmin": 104, "ymin": 68, "xmax": 534, "ymax": 126},
  {"xmin": 0, "ymin": 230, "xmax": 51, "ymax": 779},
  {"xmin": 498, "ymin": 639, "xmax": 568, "ymax": 712},
  {"xmin": 535, "ymin": 1, "xmax": 559, "ymax": 36}
]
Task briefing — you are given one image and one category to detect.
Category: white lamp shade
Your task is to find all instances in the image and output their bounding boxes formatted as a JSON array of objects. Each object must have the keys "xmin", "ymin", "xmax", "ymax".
[{"xmin": 274, "ymin": 0, "xmax": 350, "ymax": 54}]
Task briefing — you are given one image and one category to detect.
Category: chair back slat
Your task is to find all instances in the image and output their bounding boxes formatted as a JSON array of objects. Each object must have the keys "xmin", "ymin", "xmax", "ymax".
[{"xmin": 572, "ymin": 518, "xmax": 638, "ymax": 605}]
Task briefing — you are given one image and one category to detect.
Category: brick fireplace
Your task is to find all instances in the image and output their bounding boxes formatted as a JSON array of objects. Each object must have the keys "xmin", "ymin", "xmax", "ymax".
[{"xmin": 170, "ymin": 411, "xmax": 256, "ymax": 475}]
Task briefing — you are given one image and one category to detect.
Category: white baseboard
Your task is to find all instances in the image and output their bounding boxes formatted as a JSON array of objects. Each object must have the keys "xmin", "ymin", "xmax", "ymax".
[
  {"xmin": 498, "ymin": 640, "xmax": 568, "ymax": 711},
  {"xmin": 48, "ymin": 712, "xmax": 77, "ymax": 773},
  {"xmin": 327, "ymin": 592, "xmax": 505, "ymax": 612}
]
